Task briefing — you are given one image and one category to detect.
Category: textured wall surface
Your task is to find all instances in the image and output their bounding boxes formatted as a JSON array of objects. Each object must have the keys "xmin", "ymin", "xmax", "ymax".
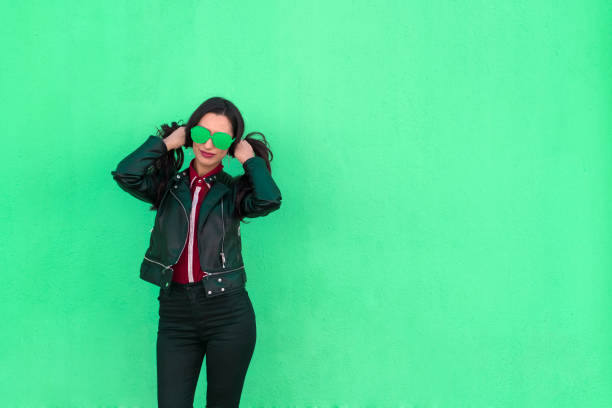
[{"xmin": 1, "ymin": 0, "xmax": 611, "ymax": 406}]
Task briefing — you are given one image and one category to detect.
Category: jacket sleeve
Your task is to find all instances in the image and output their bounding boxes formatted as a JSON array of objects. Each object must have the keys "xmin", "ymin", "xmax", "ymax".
[
  {"xmin": 239, "ymin": 156, "xmax": 282, "ymax": 218},
  {"xmin": 110, "ymin": 135, "xmax": 170, "ymax": 204}
]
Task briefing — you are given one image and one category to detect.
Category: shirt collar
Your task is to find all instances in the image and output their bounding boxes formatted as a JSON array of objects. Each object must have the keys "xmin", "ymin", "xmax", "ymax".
[{"xmin": 188, "ymin": 158, "xmax": 224, "ymax": 190}]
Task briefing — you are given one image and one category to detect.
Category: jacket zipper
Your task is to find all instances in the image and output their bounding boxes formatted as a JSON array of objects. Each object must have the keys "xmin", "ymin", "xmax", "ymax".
[
  {"xmin": 221, "ymin": 198, "xmax": 226, "ymax": 268},
  {"xmin": 205, "ymin": 265, "xmax": 245, "ymax": 276},
  {"xmin": 169, "ymin": 188, "xmax": 189, "ymax": 270},
  {"xmin": 144, "ymin": 255, "xmax": 170, "ymax": 269},
  {"xmin": 148, "ymin": 182, "xmax": 235, "ymax": 277}
]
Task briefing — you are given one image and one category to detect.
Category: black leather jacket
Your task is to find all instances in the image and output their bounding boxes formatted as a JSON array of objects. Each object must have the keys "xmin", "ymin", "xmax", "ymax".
[{"xmin": 111, "ymin": 135, "xmax": 282, "ymax": 297}]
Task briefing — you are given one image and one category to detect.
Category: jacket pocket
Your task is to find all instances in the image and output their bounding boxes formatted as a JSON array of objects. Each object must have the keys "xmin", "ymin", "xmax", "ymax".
[
  {"xmin": 202, "ymin": 267, "xmax": 247, "ymax": 298},
  {"xmin": 141, "ymin": 256, "xmax": 172, "ymax": 288}
]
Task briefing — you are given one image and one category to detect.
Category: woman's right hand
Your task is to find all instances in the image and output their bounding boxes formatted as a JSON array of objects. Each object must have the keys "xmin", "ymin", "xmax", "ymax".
[{"xmin": 164, "ymin": 126, "xmax": 186, "ymax": 150}]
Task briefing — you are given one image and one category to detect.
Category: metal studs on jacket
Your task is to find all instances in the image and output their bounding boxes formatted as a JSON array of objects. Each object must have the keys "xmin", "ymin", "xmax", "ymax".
[{"xmin": 111, "ymin": 135, "xmax": 282, "ymax": 297}]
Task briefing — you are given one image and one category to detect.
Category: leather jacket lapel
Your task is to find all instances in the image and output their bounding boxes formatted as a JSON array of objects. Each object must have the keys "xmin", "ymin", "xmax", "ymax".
[
  {"xmin": 197, "ymin": 180, "xmax": 230, "ymax": 231},
  {"xmin": 169, "ymin": 169, "xmax": 231, "ymax": 229},
  {"xmin": 170, "ymin": 174, "xmax": 192, "ymax": 216}
]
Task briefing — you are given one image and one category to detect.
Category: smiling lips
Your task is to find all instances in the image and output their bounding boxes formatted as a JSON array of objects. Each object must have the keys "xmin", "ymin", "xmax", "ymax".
[{"xmin": 200, "ymin": 150, "xmax": 214, "ymax": 157}]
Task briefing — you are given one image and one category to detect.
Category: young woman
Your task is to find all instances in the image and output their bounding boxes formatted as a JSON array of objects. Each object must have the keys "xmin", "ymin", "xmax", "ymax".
[{"xmin": 111, "ymin": 96, "xmax": 282, "ymax": 407}]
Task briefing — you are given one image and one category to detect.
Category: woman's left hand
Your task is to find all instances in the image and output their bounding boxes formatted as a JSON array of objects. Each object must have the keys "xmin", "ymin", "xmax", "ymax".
[{"xmin": 234, "ymin": 140, "xmax": 255, "ymax": 164}]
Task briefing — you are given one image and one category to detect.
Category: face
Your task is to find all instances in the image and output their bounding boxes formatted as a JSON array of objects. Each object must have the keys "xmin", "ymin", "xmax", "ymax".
[{"xmin": 192, "ymin": 112, "xmax": 234, "ymax": 169}]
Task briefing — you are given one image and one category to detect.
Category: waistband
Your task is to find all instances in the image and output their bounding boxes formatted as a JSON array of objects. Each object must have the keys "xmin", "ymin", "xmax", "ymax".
[
  {"xmin": 164, "ymin": 268, "xmax": 247, "ymax": 298},
  {"xmin": 169, "ymin": 280, "xmax": 205, "ymax": 290}
]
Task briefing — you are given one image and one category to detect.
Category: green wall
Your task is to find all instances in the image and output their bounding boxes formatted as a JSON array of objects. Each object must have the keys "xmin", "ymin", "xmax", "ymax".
[{"xmin": 2, "ymin": 1, "xmax": 610, "ymax": 406}]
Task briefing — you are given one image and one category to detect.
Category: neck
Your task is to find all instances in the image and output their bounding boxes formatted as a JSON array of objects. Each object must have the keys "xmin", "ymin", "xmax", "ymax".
[{"xmin": 194, "ymin": 160, "xmax": 219, "ymax": 177}]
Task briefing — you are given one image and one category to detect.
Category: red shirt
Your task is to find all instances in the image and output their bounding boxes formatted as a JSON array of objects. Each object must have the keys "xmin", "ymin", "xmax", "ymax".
[{"xmin": 171, "ymin": 158, "xmax": 224, "ymax": 283}]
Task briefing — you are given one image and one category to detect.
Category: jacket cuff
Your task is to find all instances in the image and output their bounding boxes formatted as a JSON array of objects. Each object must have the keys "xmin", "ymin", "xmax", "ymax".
[
  {"xmin": 242, "ymin": 155, "xmax": 265, "ymax": 170},
  {"xmin": 151, "ymin": 135, "xmax": 168, "ymax": 154}
]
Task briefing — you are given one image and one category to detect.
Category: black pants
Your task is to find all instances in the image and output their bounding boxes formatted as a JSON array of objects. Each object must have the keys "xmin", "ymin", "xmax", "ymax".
[{"xmin": 156, "ymin": 281, "xmax": 256, "ymax": 408}]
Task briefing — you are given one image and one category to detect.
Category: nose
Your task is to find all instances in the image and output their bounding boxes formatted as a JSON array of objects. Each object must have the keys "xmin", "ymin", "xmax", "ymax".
[{"xmin": 204, "ymin": 138, "xmax": 215, "ymax": 149}]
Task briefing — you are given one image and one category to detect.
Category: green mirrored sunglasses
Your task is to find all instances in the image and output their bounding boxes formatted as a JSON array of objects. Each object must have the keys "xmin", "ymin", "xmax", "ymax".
[{"xmin": 190, "ymin": 125, "xmax": 233, "ymax": 150}]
